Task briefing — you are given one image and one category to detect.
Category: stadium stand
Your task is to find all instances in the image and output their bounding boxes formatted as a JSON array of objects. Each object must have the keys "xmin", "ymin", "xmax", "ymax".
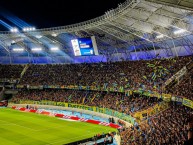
[
  {"xmin": 119, "ymin": 103, "xmax": 193, "ymax": 145},
  {"xmin": 0, "ymin": 0, "xmax": 193, "ymax": 144},
  {"xmin": 0, "ymin": 55, "xmax": 192, "ymax": 144},
  {"xmin": 0, "ymin": 64, "xmax": 24, "ymax": 80},
  {"xmin": 12, "ymin": 89, "xmax": 160, "ymax": 115},
  {"xmin": 16, "ymin": 56, "xmax": 191, "ymax": 92}
]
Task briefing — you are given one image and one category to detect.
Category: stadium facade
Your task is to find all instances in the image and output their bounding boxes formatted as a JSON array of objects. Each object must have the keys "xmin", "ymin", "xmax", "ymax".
[{"xmin": 0, "ymin": 0, "xmax": 193, "ymax": 64}]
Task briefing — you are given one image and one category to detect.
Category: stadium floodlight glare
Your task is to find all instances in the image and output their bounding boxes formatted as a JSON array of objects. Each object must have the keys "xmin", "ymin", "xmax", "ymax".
[
  {"xmin": 174, "ymin": 29, "xmax": 186, "ymax": 35},
  {"xmin": 31, "ymin": 47, "xmax": 42, "ymax": 51},
  {"xmin": 51, "ymin": 33, "xmax": 57, "ymax": 37},
  {"xmin": 13, "ymin": 48, "xmax": 24, "ymax": 52},
  {"xmin": 10, "ymin": 27, "xmax": 18, "ymax": 33},
  {"xmin": 35, "ymin": 35, "xmax": 42, "ymax": 39},
  {"xmin": 50, "ymin": 47, "xmax": 59, "ymax": 51},
  {"xmin": 23, "ymin": 28, "xmax": 27, "ymax": 31},
  {"xmin": 23, "ymin": 27, "xmax": 36, "ymax": 32},
  {"xmin": 156, "ymin": 34, "xmax": 164, "ymax": 39}
]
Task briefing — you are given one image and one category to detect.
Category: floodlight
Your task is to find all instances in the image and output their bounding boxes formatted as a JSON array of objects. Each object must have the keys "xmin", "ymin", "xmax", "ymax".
[
  {"xmin": 174, "ymin": 29, "xmax": 186, "ymax": 35},
  {"xmin": 13, "ymin": 48, "xmax": 24, "ymax": 52},
  {"xmin": 156, "ymin": 34, "xmax": 164, "ymax": 39},
  {"xmin": 35, "ymin": 35, "xmax": 42, "ymax": 39},
  {"xmin": 31, "ymin": 48, "xmax": 42, "ymax": 51},
  {"xmin": 10, "ymin": 27, "xmax": 18, "ymax": 33},
  {"xmin": 51, "ymin": 33, "xmax": 57, "ymax": 37},
  {"xmin": 23, "ymin": 28, "xmax": 26, "ymax": 31},
  {"xmin": 50, "ymin": 47, "xmax": 59, "ymax": 51}
]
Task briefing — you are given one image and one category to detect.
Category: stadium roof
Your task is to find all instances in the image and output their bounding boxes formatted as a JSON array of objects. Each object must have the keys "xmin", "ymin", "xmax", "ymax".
[{"xmin": 0, "ymin": 0, "xmax": 193, "ymax": 64}]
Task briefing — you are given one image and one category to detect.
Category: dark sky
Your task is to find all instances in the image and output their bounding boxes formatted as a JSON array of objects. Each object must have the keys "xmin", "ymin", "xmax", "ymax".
[{"xmin": 0, "ymin": 0, "xmax": 125, "ymax": 31}]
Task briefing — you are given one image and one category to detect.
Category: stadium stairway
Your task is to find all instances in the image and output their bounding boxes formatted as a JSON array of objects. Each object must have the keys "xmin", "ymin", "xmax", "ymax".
[
  {"xmin": 0, "ymin": 87, "xmax": 5, "ymax": 101},
  {"xmin": 164, "ymin": 60, "xmax": 193, "ymax": 93},
  {"xmin": 19, "ymin": 64, "xmax": 29, "ymax": 82}
]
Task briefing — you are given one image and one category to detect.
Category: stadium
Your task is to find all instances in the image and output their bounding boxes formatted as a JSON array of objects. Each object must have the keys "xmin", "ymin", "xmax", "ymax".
[{"xmin": 0, "ymin": 0, "xmax": 193, "ymax": 144}]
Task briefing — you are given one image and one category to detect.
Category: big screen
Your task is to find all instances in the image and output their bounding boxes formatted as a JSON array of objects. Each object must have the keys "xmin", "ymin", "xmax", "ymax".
[{"xmin": 71, "ymin": 36, "xmax": 99, "ymax": 56}]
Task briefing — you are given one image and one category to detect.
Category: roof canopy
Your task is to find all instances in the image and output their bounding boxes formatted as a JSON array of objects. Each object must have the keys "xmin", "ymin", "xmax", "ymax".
[{"xmin": 0, "ymin": 0, "xmax": 193, "ymax": 63}]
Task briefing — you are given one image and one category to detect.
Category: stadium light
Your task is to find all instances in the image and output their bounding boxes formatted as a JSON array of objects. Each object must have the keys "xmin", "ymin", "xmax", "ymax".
[
  {"xmin": 156, "ymin": 34, "xmax": 164, "ymax": 39},
  {"xmin": 23, "ymin": 27, "xmax": 36, "ymax": 32},
  {"xmin": 13, "ymin": 48, "xmax": 24, "ymax": 52},
  {"xmin": 31, "ymin": 47, "xmax": 42, "ymax": 51},
  {"xmin": 51, "ymin": 33, "xmax": 57, "ymax": 37},
  {"xmin": 10, "ymin": 27, "xmax": 18, "ymax": 33},
  {"xmin": 50, "ymin": 47, "xmax": 59, "ymax": 51},
  {"xmin": 174, "ymin": 29, "xmax": 186, "ymax": 35},
  {"xmin": 35, "ymin": 35, "xmax": 42, "ymax": 39}
]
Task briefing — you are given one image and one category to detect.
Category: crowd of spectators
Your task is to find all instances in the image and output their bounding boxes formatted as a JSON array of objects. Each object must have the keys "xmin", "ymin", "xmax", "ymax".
[
  {"xmin": 16, "ymin": 56, "xmax": 191, "ymax": 93},
  {"xmin": 0, "ymin": 64, "xmax": 24, "ymax": 80},
  {"xmin": 119, "ymin": 103, "xmax": 193, "ymax": 145},
  {"xmin": 0, "ymin": 56, "xmax": 191, "ymax": 99},
  {"xmin": 166, "ymin": 63, "xmax": 193, "ymax": 100},
  {"xmin": 12, "ymin": 89, "xmax": 160, "ymax": 115},
  {"xmin": 2, "ymin": 55, "xmax": 192, "ymax": 144}
]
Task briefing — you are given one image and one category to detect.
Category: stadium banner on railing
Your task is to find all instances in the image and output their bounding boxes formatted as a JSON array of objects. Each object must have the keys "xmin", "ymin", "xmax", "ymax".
[
  {"xmin": 67, "ymin": 103, "xmax": 94, "ymax": 111},
  {"xmin": 15, "ymin": 84, "xmax": 170, "ymax": 99},
  {"xmin": 133, "ymin": 102, "xmax": 169, "ymax": 123},
  {"xmin": 162, "ymin": 94, "xmax": 171, "ymax": 102},
  {"xmin": 15, "ymin": 84, "xmax": 193, "ymax": 110},
  {"xmin": 183, "ymin": 98, "xmax": 193, "ymax": 109},
  {"xmin": 16, "ymin": 85, "xmax": 24, "ymax": 88}
]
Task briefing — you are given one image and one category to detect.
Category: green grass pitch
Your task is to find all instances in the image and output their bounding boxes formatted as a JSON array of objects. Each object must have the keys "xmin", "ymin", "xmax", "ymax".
[{"xmin": 0, "ymin": 108, "xmax": 116, "ymax": 145}]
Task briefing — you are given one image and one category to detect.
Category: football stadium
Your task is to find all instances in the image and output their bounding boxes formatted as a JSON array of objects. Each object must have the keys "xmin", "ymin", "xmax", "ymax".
[{"xmin": 0, "ymin": 0, "xmax": 193, "ymax": 144}]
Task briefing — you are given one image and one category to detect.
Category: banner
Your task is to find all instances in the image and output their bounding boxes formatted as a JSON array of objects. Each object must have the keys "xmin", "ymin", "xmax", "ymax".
[
  {"xmin": 67, "ymin": 103, "xmax": 94, "ymax": 111},
  {"xmin": 133, "ymin": 102, "xmax": 169, "ymax": 123},
  {"xmin": 15, "ymin": 84, "xmax": 193, "ymax": 110},
  {"xmin": 183, "ymin": 98, "xmax": 193, "ymax": 109}
]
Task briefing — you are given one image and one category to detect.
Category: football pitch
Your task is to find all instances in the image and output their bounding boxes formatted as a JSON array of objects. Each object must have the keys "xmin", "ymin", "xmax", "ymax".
[{"xmin": 0, "ymin": 108, "xmax": 116, "ymax": 145}]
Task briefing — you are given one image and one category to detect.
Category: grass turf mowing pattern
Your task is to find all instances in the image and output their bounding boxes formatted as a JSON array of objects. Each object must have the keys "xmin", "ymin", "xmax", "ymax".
[{"xmin": 0, "ymin": 108, "xmax": 116, "ymax": 145}]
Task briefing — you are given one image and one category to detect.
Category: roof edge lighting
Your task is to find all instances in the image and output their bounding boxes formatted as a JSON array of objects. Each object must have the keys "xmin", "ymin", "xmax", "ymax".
[
  {"xmin": 31, "ymin": 48, "xmax": 42, "ymax": 51},
  {"xmin": 156, "ymin": 34, "xmax": 164, "ymax": 39},
  {"xmin": 13, "ymin": 48, "xmax": 24, "ymax": 52},
  {"xmin": 174, "ymin": 29, "xmax": 186, "ymax": 35},
  {"xmin": 50, "ymin": 47, "xmax": 59, "ymax": 51}
]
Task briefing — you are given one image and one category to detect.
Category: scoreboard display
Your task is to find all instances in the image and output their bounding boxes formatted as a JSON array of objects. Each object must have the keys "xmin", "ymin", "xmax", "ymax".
[{"xmin": 71, "ymin": 36, "xmax": 99, "ymax": 56}]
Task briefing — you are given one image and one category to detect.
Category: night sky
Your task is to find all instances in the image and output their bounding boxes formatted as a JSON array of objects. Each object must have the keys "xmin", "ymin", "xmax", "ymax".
[{"xmin": 0, "ymin": 0, "xmax": 125, "ymax": 31}]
